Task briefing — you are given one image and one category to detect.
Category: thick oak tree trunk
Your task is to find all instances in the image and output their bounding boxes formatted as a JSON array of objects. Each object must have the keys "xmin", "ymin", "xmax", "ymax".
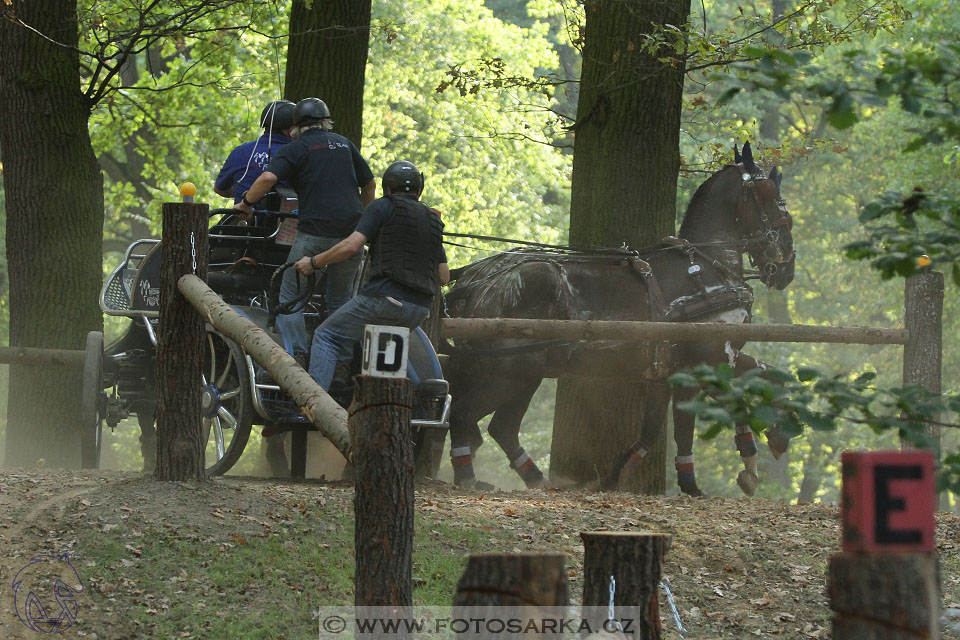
[
  {"xmin": 552, "ymin": 0, "xmax": 691, "ymax": 493},
  {"xmin": 0, "ymin": 0, "xmax": 104, "ymax": 468},
  {"xmin": 284, "ymin": 0, "xmax": 372, "ymax": 148}
]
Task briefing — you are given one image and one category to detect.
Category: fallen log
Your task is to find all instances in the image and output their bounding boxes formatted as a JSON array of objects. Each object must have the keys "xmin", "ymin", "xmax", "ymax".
[{"xmin": 177, "ymin": 274, "xmax": 351, "ymax": 462}]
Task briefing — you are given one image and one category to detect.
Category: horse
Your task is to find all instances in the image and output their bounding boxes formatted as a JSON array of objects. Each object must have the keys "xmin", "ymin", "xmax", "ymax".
[{"xmin": 440, "ymin": 142, "xmax": 795, "ymax": 494}]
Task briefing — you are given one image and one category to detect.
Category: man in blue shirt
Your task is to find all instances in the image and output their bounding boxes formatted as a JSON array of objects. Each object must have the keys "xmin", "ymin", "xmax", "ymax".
[
  {"xmin": 292, "ymin": 160, "xmax": 449, "ymax": 389},
  {"xmin": 235, "ymin": 98, "xmax": 376, "ymax": 366},
  {"xmin": 215, "ymin": 100, "xmax": 295, "ymax": 203}
]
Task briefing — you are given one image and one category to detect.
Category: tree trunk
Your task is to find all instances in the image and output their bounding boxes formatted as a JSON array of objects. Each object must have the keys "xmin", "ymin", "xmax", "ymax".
[
  {"xmin": 797, "ymin": 440, "xmax": 823, "ymax": 504},
  {"xmin": 551, "ymin": 0, "xmax": 691, "ymax": 494},
  {"xmin": 155, "ymin": 202, "xmax": 208, "ymax": 481},
  {"xmin": 284, "ymin": 0, "xmax": 372, "ymax": 148},
  {"xmin": 0, "ymin": 0, "xmax": 104, "ymax": 468}
]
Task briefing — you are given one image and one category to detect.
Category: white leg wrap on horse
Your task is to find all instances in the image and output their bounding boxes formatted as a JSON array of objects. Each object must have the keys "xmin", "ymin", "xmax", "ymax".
[
  {"xmin": 450, "ymin": 446, "xmax": 472, "ymax": 459},
  {"xmin": 675, "ymin": 454, "xmax": 694, "ymax": 465},
  {"xmin": 725, "ymin": 341, "xmax": 737, "ymax": 367},
  {"xmin": 510, "ymin": 451, "xmax": 531, "ymax": 469},
  {"xmin": 742, "ymin": 453, "xmax": 759, "ymax": 476}
]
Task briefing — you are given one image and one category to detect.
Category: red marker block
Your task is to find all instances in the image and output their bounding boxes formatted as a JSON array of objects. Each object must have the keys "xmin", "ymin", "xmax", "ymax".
[{"xmin": 841, "ymin": 450, "xmax": 936, "ymax": 552}]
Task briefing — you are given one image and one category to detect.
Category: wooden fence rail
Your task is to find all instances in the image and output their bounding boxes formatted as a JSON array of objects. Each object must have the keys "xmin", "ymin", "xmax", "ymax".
[
  {"xmin": 441, "ymin": 318, "xmax": 909, "ymax": 345},
  {"xmin": 0, "ymin": 346, "xmax": 86, "ymax": 368}
]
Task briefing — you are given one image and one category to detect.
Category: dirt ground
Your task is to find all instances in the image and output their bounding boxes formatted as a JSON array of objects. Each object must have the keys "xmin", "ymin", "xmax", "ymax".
[{"xmin": 0, "ymin": 468, "xmax": 957, "ymax": 639}]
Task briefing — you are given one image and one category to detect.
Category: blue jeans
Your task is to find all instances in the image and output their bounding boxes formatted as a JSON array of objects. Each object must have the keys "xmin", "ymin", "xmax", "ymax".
[
  {"xmin": 309, "ymin": 294, "xmax": 430, "ymax": 390},
  {"xmin": 276, "ymin": 231, "xmax": 362, "ymax": 357}
]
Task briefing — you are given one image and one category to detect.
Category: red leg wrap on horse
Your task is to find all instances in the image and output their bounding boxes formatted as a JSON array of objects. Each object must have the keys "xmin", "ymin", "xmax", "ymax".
[{"xmin": 735, "ymin": 431, "xmax": 758, "ymax": 457}]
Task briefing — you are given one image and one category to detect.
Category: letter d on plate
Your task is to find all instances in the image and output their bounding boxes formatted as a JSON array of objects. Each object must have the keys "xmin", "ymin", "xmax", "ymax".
[{"xmin": 361, "ymin": 325, "xmax": 410, "ymax": 378}]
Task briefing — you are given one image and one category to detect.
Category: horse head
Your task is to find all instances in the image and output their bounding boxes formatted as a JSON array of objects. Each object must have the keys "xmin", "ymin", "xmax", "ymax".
[{"xmin": 733, "ymin": 142, "xmax": 795, "ymax": 290}]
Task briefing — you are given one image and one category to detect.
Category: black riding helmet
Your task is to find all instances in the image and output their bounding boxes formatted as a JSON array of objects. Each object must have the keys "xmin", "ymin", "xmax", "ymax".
[
  {"xmin": 382, "ymin": 160, "xmax": 424, "ymax": 194},
  {"xmin": 260, "ymin": 99, "xmax": 295, "ymax": 132},
  {"xmin": 293, "ymin": 97, "xmax": 332, "ymax": 126}
]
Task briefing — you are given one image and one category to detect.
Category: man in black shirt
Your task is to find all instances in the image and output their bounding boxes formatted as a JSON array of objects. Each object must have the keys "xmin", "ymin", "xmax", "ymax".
[
  {"xmin": 235, "ymin": 98, "xmax": 376, "ymax": 365},
  {"xmin": 293, "ymin": 160, "xmax": 449, "ymax": 389}
]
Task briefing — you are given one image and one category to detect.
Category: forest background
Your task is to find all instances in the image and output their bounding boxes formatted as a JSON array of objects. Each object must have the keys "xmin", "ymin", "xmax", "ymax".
[{"xmin": 0, "ymin": 0, "xmax": 957, "ymax": 507}]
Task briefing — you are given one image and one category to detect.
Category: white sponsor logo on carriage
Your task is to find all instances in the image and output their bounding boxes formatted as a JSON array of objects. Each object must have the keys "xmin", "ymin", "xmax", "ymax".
[
  {"xmin": 361, "ymin": 325, "xmax": 409, "ymax": 378},
  {"xmin": 138, "ymin": 278, "xmax": 160, "ymax": 307}
]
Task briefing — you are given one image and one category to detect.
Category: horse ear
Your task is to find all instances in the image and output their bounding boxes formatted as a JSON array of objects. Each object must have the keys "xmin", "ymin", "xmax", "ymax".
[
  {"xmin": 769, "ymin": 166, "xmax": 782, "ymax": 187},
  {"xmin": 734, "ymin": 143, "xmax": 742, "ymax": 164},
  {"xmin": 742, "ymin": 141, "xmax": 760, "ymax": 173}
]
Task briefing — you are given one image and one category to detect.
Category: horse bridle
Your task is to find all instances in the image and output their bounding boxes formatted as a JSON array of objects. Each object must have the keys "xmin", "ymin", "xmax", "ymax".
[{"xmin": 736, "ymin": 167, "xmax": 794, "ymax": 278}]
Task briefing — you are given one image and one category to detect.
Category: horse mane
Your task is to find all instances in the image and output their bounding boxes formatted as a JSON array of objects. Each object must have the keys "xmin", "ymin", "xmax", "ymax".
[{"xmin": 678, "ymin": 164, "xmax": 740, "ymax": 238}]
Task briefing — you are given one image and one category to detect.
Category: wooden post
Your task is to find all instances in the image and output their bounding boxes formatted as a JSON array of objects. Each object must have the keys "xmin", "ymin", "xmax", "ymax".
[
  {"xmin": 829, "ymin": 553, "xmax": 940, "ymax": 639},
  {"xmin": 352, "ymin": 375, "xmax": 414, "ymax": 607},
  {"xmin": 902, "ymin": 271, "xmax": 943, "ymax": 452},
  {"xmin": 581, "ymin": 532, "xmax": 672, "ymax": 640},
  {"xmin": 831, "ymin": 450, "xmax": 940, "ymax": 639},
  {"xmin": 155, "ymin": 201, "xmax": 208, "ymax": 481}
]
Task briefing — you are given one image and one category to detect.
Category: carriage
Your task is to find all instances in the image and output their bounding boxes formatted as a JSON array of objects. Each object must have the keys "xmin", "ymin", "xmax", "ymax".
[{"xmin": 84, "ymin": 190, "xmax": 451, "ymax": 476}]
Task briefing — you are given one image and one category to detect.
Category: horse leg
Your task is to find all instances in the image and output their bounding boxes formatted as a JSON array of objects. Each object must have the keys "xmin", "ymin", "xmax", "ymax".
[
  {"xmin": 137, "ymin": 409, "xmax": 157, "ymax": 474},
  {"xmin": 598, "ymin": 381, "xmax": 671, "ymax": 491},
  {"xmin": 731, "ymin": 350, "xmax": 791, "ymax": 457},
  {"xmin": 486, "ymin": 378, "xmax": 544, "ymax": 489},
  {"xmin": 728, "ymin": 350, "xmax": 797, "ymax": 495},
  {"xmin": 447, "ymin": 375, "xmax": 511, "ymax": 489},
  {"xmin": 672, "ymin": 386, "xmax": 704, "ymax": 497}
]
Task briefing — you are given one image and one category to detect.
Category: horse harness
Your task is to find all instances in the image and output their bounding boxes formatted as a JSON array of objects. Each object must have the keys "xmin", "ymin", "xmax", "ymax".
[
  {"xmin": 736, "ymin": 166, "xmax": 793, "ymax": 276},
  {"xmin": 627, "ymin": 238, "xmax": 754, "ymax": 323}
]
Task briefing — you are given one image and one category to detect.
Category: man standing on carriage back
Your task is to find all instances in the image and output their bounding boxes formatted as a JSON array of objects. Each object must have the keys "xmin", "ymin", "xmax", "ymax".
[
  {"xmin": 215, "ymin": 99, "xmax": 296, "ymax": 203},
  {"xmin": 234, "ymin": 98, "xmax": 377, "ymax": 367},
  {"xmin": 292, "ymin": 160, "xmax": 449, "ymax": 390}
]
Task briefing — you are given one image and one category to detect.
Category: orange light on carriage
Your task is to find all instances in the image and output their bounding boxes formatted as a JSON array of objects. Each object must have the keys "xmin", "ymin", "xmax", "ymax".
[
  {"xmin": 180, "ymin": 181, "xmax": 197, "ymax": 203},
  {"xmin": 917, "ymin": 254, "xmax": 932, "ymax": 267}
]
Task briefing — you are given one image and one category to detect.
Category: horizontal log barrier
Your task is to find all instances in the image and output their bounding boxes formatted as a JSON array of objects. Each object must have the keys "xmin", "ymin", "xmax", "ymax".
[
  {"xmin": 441, "ymin": 318, "xmax": 909, "ymax": 346},
  {"xmin": 177, "ymin": 274, "xmax": 353, "ymax": 463},
  {"xmin": 0, "ymin": 346, "xmax": 86, "ymax": 368}
]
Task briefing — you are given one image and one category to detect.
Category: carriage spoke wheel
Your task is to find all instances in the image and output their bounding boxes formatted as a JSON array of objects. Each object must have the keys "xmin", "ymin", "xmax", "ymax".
[
  {"xmin": 200, "ymin": 328, "xmax": 252, "ymax": 476},
  {"xmin": 81, "ymin": 331, "xmax": 105, "ymax": 469}
]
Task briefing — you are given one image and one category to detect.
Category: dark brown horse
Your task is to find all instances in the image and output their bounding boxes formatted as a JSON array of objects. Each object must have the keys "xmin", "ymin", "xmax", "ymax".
[{"xmin": 441, "ymin": 142, "xmax": 795, "ymax": 494}]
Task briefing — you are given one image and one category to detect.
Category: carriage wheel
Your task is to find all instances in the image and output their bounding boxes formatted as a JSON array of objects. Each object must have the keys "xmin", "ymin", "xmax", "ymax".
[
  {"xmin": 201, "ymin": 328, "xmax": 253, "ymax": 476},
  {"xmin": 80, "ymin": 331, "xmax": 105, "ymax": 469}
]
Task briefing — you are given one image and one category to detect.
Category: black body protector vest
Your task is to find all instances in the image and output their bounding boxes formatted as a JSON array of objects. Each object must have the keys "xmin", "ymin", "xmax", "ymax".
[{"xmin": 368, "ymin": 195, "xmax": 444, "ymax": 296}]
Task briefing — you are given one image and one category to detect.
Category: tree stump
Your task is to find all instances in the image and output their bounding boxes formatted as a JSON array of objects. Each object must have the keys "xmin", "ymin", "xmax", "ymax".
[
  {"xmin": 156, "ymin": 201, "xmax": 208, "ymax": 481},
  {"xmin": 581, "ymin": 532, "xmax": 672, "ymax": 640},
  {"xmin": 829, "ymin": 552, "xmax": 940, "ymax": 639},
  {"xmin": 453, "ymin": 554, "xmax": 568, "ymax": 639},
  {"xmin": 352, "ymin": 375, "xmax": 414, "ymax": 608}
]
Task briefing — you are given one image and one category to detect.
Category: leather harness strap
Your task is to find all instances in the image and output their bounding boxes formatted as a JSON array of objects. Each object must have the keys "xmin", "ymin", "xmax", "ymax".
[{"xmin": 628, "ymin": 257, "xmax": 670, "ymax": 321}]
